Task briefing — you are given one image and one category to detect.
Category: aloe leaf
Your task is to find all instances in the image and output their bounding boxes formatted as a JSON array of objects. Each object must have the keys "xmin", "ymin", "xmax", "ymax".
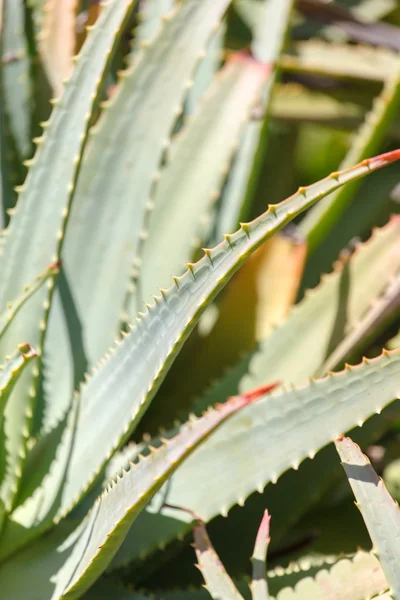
[
  {"xmin": 114, "ymin": 346, "xmax": 400, "ymax": 563},
  {"xmin": 218, "ymin": 0, "xmax": 294, "ymax": 232},
  {"xmin": 321, "ymin": 268, "xmax": 400, "ymax": 374},
  {"xmin": 270, "ymin": 84, "xmax": 364, "ymax": 130},
  {"xmin": 300, "ymin": 55, "xmax": 400, "ymax": 254},
  {"xmin": 251, "ymin": 510, "xmax": 270, "ymax": 600},
  {"xmin": 146, "ymin": 232, "xmax": 306, "ymax": 431},
  {"xmin": 52, "ymin": 395, "xmax": 255, "ymax": 599},
  {"xmin": 281, "ymin": 40, "xmax": 397, "ymax": 85},
  {"xmin": 0, "ymin": 262, "xmax": 59, "ymax": 342},
  {"xmin": 185, "ymin": 22, "xmax": 224, "ymax": 116},
  {"xmin": 335, "ymin": 436, "xmax": 400, "ymax": 598},
  {"xmin": 0, "ymin": 0, "xmax": 139, "ymax": 510},
  {"xmin": 0, "ymin": 343, "xmax": 36, "ymax": 416},
  {"xmin": 201, "ymin": 217, "xmax": 400, "ymax": 403},
  {"xmin": 193, "ymin": 520, "xmax": 244, "ymax": 600},
  {"xmin": 133, "ymin": 0, "xmax": 175, "ymax": 51},
  {"xmin": 0, "ymin": 343, "xmax": 36, "ymax": 500},
  {"xmin": 273, "ymin": 550, "xmax": 388, "ymax": 600},
  {"xmin": 38, "ymin": 0, "xmax": 78, "ymax": 97},
  {"xmin": 2, "ymin": 0, "xmax": 32, "ymax": 159},
  {"xmin": 135, "ymin": 52, "xmax": 268, "ymax": 306},
  {"xmin": 44, "ymin": 0, "xmax": 231, "ymax": 428},
  {"xmin": 3, "ymin": 153, "xmax": 395, "ymax": 560},
  {"xmin": 52, "ymin": 152, "xmax": 400, "ymax": 514}
]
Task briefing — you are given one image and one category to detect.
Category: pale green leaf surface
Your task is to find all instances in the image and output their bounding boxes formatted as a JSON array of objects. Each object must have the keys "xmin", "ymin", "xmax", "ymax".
[
  {"xmin": 44, "ymin": 0, "xmax": 231, "ymax": 428},
  {"xmin": 251, "ymin": 511, "xmax": 270, "ymax": 600},
  {"xmin": 0, "ymin": 396, "xmax": 252, "ymax": 599},
  {"xmin": 0, "ymin": 343, "xmax": 36, "ymax": 416},
  {"xmin": 4, "ymin": 153, "xmax": 398, "ymax": 556},
  {"xmin": 184, "ymin": 22, "xmax": 225, "ymax": 116},
  {"xmin": 335, "ymin": 436, "xmax": 400, "ymax": 598},
  {"xmin": 49, "ymin": 152, "xmax": 400, "ymax": 519},
  {"xmin": 281, "ymin": 41, "xmax": 397, "ymax": 84},
  {"xmin": 134, "ymin": 0, "xmax": 175, "ymax": 51},
  {"xmin": 273, "ymin": 550, "xmax": 388, "ymax": 600},
  {"xmin": 52, "ymin": 395, "xmax": 254, "ymax": 599},
  {"xmin": 2, "ymin": 0, "xmax": 31, "ymax": 158},
  {"xmin": 114, "ymin": 347, "xmax": 400, "ymax": 563},
  {"xmin": 194, "ymin": 521, "xmax": 244, "ymax": 600},
  {"xmin": 0, "ymin": 0, "xmax": 139, "ymax": 509},
  {"xmin": 136, "ymin": 53, "xmax": 268, "ymax": 305},
  {"xmin": 0, "ymin": 263, "xmax": 59, "ymax": 342},
  {"xmin": 108, "ymin": 218, "xmax": 400, "ymax": 567},
  {"xmin": 321, "ymin": 265, "xmax": 400, "ymax": 374}
]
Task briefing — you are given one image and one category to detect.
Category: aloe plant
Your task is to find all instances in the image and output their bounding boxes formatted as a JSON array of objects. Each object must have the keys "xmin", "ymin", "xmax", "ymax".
[{"xmin": 1, "ymin": 0, "xmax": 400, "ymax": 598}]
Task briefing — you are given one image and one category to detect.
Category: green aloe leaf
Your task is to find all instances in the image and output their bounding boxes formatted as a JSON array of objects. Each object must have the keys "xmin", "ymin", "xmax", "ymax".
[
  {"xmin": 0, "ymin": 343, "xmax": 36, "ymax": 417},
  {"xmin": 281, "ymin": 40, "xmax": 397, "ymax": 85},
  {"xmin": 193, "ymin": 520, "xmax": 244, "ymax": 600},
  {"xmin": 251, "ymin": 510, "xmax": 270, "ymax": 600},
  {"xmin": 4, "ymin": 394, "xmax": 255, "ymax": 600},
  {"xmin": 0, "ymin": 0, "xmax": 139, "ymax": 510},
  {"xmin": 112, "ymin": 346, "xmax": 400, "ymax": 564},
  {"xmin": 135, "ymin": 52, "xmax": 268, "ymax": 306},
  {"xmin": 51, "ymin": 151, "xmax": 400, "ymax": 517},
  {"xmin": 44, "ymin": 0, "xmax": 231, "ymax": 428},
  {"xmin": 0, "ymin": 343, "xmax": 37, "ymax": 498},
  {"xmin": 272, "ymin": 550, "xmax": 388, "ymax": 600},
  {"xmin": 321, "ymin": 266, "xmax": 400, "ymax": 374},
  {"xmin": 0, "ymin": 262, "xmax": 59, "ymax": 342},
  {"xmin": 335, "ymin": 436, "xmax": 400, "ymax": 598},
  {"xmin": 108, "ymin": 218, "xmax": 400, "ymax": 567},
  {"xmin": 4, "ymin": 151, "xmax": 396, "ymax": 558},
  {"xmin": 2, "ymin": 0, "xmax": 32, "ymax": 159}
]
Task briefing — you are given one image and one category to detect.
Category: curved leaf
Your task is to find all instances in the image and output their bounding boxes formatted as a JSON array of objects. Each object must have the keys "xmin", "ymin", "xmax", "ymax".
[
  {"xmin": 44, "ymin": 0, "xmax": 232, "ymax": 427},
  {"xmin": 0, "ymin": 343, "xmax": 36, "ymax": 416},
  {"xmin": 0, "ymin": 0, "xmax": 140, "ymax": 510},
  {"xmin": 135, "ymin": 52, "xmax": 268, "ymax": 306},
  {"xmin": 3, "ymin": 152, "xmax": 399, "ymax": 557},
  {"xmin": 251, "ymin": 510, "xmax": 270, "ymax": 600},
  {"xmin": 114, "ymin": 347, "xmax": 400, "ymax": 563},
  {"xmin": 193, "ymin": 521, "xmax": 244, "ymax": 600},
  {"xmin": 335, "ymin": 436, "xmax": 400, "ymax": 598},
  {"xmin": 274, "ymin": 550, "xmax": 388, "ymax": 600},
  {"xmin": 53, "ymin": 394, "xmax": 256, "ymax": 599}
]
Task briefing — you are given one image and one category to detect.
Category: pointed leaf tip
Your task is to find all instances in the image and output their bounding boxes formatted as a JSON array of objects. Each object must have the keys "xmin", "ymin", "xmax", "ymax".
[{"xmin": 367, "ymin": 149, "xmax": 400, "ymax": 169}]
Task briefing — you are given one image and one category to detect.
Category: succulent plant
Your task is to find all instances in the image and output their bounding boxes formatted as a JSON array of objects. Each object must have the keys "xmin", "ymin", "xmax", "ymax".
[{"xmin": 1, "ymin": 0, "xmax": 400, "ymax": 598}]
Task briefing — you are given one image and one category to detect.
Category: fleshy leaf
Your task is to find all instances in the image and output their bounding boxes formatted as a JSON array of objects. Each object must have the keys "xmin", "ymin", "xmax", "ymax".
[
  {"xmin": 251, "ymin": 510, "xmax": 271, "ymax": 600},
  {"xmin": 0, "ymin": 0, "xmax": 140, "ymax": 510},
  {"xmin": 51, "ymin": 151, "xmax": 400, "ymax": 518},
  {"xmin": 3, "ymin": 152, "xmax": 399, "ymax": 556},
  {"xmin": 335, "ymin": 436, "xmax": 400, "ymax": 598},
  {"xmin": 52, "ymin": 394, "xmax": 257, "ymax": 599},
  {"xmin": 194, "ymin": 520, "xmax": 244, "ymax": 600},
  {"xmin": 44, "ymin": 0, "xmax": 232, "ymax": 427},
  {"xmin": 0, "ymin": 343, "xmax": 36, "ymax": 416},
  {"xmin": 321, "ymin": 268, "xmax": 400, "ymax": 374},
  {"xmin": 274, "ymin": 550, "xmax": 388, "ymax": 600},
  {"xmin": 114, "ymin": 347, "xmax": 400, "ymax": 563},
  {"xmin": 0, "ymin": 262, "xmax": 59, "ymax": 341},
  {"xmin": 135, "ymin": 52, "xmax": 268, "ymax": 306}
]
